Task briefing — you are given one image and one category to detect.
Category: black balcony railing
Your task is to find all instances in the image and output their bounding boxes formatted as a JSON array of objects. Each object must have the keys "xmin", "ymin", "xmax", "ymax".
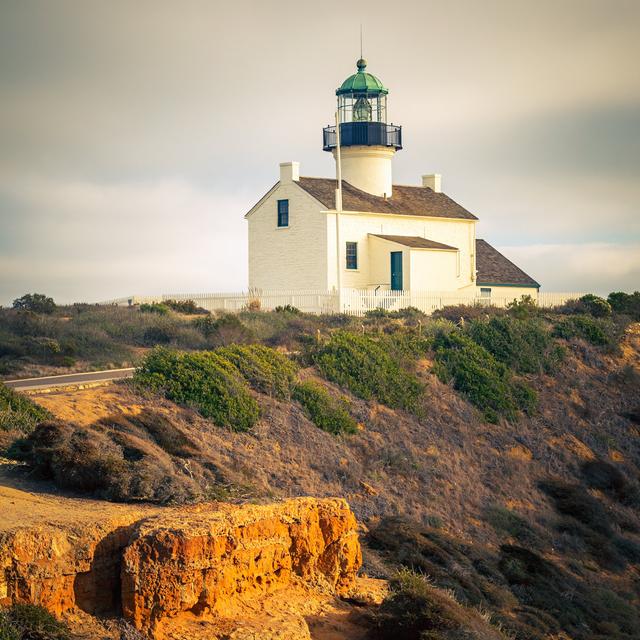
[{"xmin": 323, "ymin": 122, "xmax": 402, "ymax": 151}]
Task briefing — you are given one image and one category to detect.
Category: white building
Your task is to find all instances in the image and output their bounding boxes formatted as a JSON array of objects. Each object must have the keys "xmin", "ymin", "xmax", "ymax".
[{"xmin": 245, "ymin": 59, "xmax": 539, "ymax": 308}]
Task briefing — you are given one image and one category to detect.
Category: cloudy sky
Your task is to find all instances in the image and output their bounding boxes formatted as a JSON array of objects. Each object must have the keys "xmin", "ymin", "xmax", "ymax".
[{"xmin": 1, "ymin": 0, "xmax": 638, "ymax": 304}]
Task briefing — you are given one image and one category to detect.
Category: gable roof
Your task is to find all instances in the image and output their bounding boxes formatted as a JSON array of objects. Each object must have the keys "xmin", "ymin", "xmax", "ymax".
[
  {"xmin": 297, "ymin": 177, "xmax": 477, "ymax": 220},
  {"xmin": 476, "ymin": 239, "xmax": 539, "ymax": 288},
  {"xmin": 371, "ymin": 234, "xmax": 457, "ymax": 250}
]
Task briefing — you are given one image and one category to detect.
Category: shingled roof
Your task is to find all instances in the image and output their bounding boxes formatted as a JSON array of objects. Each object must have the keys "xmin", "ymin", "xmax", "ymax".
[
  {"xmin": 297, "ymin": 177, "xmax": 477, "ymax": 220},
  {"xmin": 371, "ymin": 235, "xmax": 457, "ymax": 250},
  {"xmin": 476, "ymin": 239, "xmax": 539, "ymax": 288}
]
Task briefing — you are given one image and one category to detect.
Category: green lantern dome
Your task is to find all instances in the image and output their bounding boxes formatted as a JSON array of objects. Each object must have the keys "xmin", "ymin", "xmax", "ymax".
[{"xmin": 336, "ymin": 59, "xmax": 388, "ymax": 96}]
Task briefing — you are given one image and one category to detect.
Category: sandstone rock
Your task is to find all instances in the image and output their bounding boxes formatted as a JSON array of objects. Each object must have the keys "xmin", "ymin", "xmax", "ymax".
[{"xmin": 121, "ymin": 497, "xmax": 362, "ymax": 636}]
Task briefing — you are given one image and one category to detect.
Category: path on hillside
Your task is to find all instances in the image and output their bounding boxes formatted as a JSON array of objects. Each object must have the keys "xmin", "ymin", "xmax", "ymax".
[{"xmin": 4, "ymin": 368, "xmax": 135, "ymax": 391}]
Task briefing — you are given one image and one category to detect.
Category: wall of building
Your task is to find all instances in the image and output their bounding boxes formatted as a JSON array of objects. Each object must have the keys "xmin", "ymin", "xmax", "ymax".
[
  {"xmin": 247, "ymin": 182, "xmax": 328, "ymax": 291},
  {"xmin": 476, "ymin": 285, "xmax": 539, "ymax": 303},
  {"xmin": 327, "ymin": 211, "xmax": 476, "ymax": 291},
  {"xmin": 409, "ymin": 248, "xmax": 459, "ymax": 291}
]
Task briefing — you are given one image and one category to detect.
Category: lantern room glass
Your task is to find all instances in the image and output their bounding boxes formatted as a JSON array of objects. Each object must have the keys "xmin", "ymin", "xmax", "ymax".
[{"xmin": 338, "ymin": 93, "xmax": 387, "ymax": 124}]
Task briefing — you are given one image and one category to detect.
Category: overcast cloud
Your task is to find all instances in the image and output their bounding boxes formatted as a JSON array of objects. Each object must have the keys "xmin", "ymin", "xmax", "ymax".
[{"xmin": 1, "ymin": 0, "xmax": 639, "ymax": 303}]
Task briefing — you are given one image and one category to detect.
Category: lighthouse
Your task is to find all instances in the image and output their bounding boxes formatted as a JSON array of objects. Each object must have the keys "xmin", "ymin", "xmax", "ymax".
[{"xmin": 322, "ymin": 58, "xmax": 402, "ymax": 197}]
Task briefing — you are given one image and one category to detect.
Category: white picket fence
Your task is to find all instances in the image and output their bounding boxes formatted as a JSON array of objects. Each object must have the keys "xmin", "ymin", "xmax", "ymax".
[{"xmin": 100, "ymin": 289, "xmax": 585, "ymax": 316}]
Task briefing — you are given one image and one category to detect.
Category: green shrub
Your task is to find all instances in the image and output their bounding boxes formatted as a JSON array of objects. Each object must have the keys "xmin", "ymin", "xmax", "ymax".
[
  {"xmin": 578, "ymin": 294, "xmax": 612, "ymax": 318},
  {"xmin": 372, "ymin": 568, "xmax": 502, "ymax": 640},
  {"xmin": 163, "ymin": 299, "xmax": 207, "ymax": 314},
  {"xmin": 273, "ymin": 304, "xmax": 301, "ymax": 315},
  {"xmin": 134, "ymin": 347, "xmax": 259, "ymax": 431},
  {"xmin": 217, "ymin": 344, "xmax": 298, "ymax": 399},
  {"xmin": 485, "ymin": 504, "xmax": 536, "ymax": 543},
  {"xmin": 194, "ymin": 313, "xmax": 255, "ymax": 345},
  {"xmin": 506, "ymin": 294, "xmax": 539, "ymax": 318},
  {"xmin": 433, "ymin": 331, "xmax": 536, "ymax": 423},
  {"xmin": 12, "ymin": 293, "xmax": 56, "ymax": 315},
  {"xmin": 608, "ymin": 291, "xmax": 640, "ymax": 320},
  {"xmin": 552, "ymin": 315, "xmax": 616, "ymax": 346},
  {"xmin": 310, "ymin": 331, "xmax": 424, "ymax": 413},
  {"xmin": 139, "ymin": 302, "xmax": 170, "ymax": 315},
  {"xmin": 467, "ymin": 315, "xmax": 560, "ymax": 374},
  {"xmin": 293, "ymin": 380, "xmax": 358, "ymax": 435},
  {"xmin": 0, "ymin": 383, "xmax": 52, "ymax": 434},
  {"xmin": 432, "ymin": 303, "xmax": 505, "ymax": 323},
  {"xmin": 0, "ymin": 604, "xmax": 70, "ymax": 640}
]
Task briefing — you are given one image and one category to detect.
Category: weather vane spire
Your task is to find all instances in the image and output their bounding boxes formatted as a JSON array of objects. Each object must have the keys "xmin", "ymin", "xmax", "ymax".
[{"xmin": 360, "ymin": 24, "xmax": 363, "ymax": 59}]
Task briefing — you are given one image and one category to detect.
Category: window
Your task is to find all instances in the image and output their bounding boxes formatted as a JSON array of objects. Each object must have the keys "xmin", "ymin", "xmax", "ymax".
[
  {"xmin": 480, "ymin": 287, "xmax": 492, "ymax": 297},
  {"xmin": 346, "ymin": 242, "xmax": 358, "ymax": 270},
  {"xmin": 277, "ymin": 199, "xmax": 289, "ymax": 227}
]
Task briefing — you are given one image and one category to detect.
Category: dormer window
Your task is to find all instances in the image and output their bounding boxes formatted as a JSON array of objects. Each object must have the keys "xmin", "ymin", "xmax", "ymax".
[{"xmin": 277, "ymin": 199, "xmax": 289, "ymax": 227}]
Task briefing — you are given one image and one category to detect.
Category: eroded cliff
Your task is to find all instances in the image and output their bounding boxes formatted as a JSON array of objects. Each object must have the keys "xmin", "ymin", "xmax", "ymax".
[{"xmin": 0, "ymin": 480, "xmax": 362, "ymax": 638}]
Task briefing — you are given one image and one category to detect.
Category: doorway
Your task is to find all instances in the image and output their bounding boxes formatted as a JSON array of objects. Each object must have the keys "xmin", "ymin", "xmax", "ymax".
[{"xmin": 390, "ymin": 251, "xmax": 403, "ymax": 291}]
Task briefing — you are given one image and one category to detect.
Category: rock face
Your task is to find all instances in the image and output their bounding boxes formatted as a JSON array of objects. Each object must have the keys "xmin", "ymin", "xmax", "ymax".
[
  {"xmin": 0, "ymin": 490, "xmax": 361, "ymax": 638},
  {"xmin": 121, "ymin": 498, "xmax": 362, "ymax": 636}
]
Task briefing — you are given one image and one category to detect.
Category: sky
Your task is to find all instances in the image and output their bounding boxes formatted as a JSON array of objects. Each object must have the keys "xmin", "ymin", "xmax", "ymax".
[{"xmin": 1, "ymin": 0, "xmax": 639, "ymax": 304}]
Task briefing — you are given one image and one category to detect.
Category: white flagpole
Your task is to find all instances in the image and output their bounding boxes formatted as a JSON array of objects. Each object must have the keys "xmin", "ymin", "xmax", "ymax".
[{"xmin": 335, "ymin": 109, "xmax": 343, "ymax": 312}]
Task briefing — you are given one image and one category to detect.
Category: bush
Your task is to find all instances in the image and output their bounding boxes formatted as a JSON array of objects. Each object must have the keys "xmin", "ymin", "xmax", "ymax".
[
  {"xmin": 581, "ymin": 459, "xmax": 638, "ymax": 506},
  {"xmin": 12, "ymin": 293, "xmax": 56, "ymax": 314},
  {"xmin": 293, "ymin": 380, "xmax": 358, "ymax": 435},
  {"xmin": 578, "ymin": 294, "xmax": 612, "ymax": 318},
  {"xmin": 134, "ymin": 347, "xmax": 259, "ymax": 431},
  {"xmin": 10, "ymin": 419, "xmax": 202, "ymax": 504},
  {"xmin": 0, "ymin": 604, "xmax": 70, "ymax": 640},
  {"xmin": 217, "ymin": 344, "xmax": 298, "ymax": 399},
  {"xmin": 608, "ymin": 291, "xmax": 640, "ymax": 320},
  {"xmin": 539, "ymin": 480, "xmax": 611, "ymax": 535},
  {"xmin": 432, "ymin": 303, "xmax": 504, "ymax": 323},
  {"xmin": 310, "ymin": 331, "xmax": 424, "ymax": 414},
  {"xmin": 273, "ymin": 304, "xmax": 301, "ymax": 315},
  {"xmin": 484, "ymin": 504, "xmax": 536, "ymax": 543},
  {"xmin": 0, "ymin": 383, "xmax": 52, "ymax": 434},
  {"xmin": 139, "ymin": 302, "xmax": 170, "ymax": 315},
  {"xmin": 467, "ymin": 315, "xmax": 561, "ymax": 374},
  {"xmin": 552, "ymin": 315, "xmax": 616, "ymax": 347},
  {"xmin": 163, "ymin": 299, "xmax": 208, "ymax": 314},
  {"xmin": 194, "ymin": 313, "xmax": 255, "ymax": 345},
  {"xmin": 372, "ymin": 568, "xmax": 503, "ymax": 640},
  {"xmin": 433, "ymin": 331, "xmax": 536, "ymax": 423},
  {"xmin": 506, "ymin": 294, "xmax": 539, "ymax": 318}
]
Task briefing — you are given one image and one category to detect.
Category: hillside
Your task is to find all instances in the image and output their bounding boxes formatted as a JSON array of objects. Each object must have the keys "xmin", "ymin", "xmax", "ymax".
[{"xmin": 1, "ymin": 294, "xmax": 640, "ymax": 639}]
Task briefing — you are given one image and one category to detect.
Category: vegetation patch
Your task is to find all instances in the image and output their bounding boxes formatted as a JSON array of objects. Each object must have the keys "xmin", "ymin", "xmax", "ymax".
[
  {"xmin": 608, "ymin": 291, "xmax": 640, "ymax": 320},
  {"xmin": 0, "ymin": 383, "xmax": 52, "ymax": 434},
  {"xmin": 194, "ymin": 313, "xmax": 255, "ymax": 346},
  {"xmin": 309, "ymin": 331, "xmax": 424, "ymax": 414},
  {"xmin": 371, "ymin": 568, "xmax": 505, "ymax": 640},
  {"xmin": 467, "ymin": 315, "xmax": 563, "ymax": 374},
  {"xmin": 217, "ymin": 344, "xmax": 298, "ymax": 399},
  {"xmin": 552, "ymin": 315, "xmax": 617, "ymax": 347},
  {"xmin": 433, "ymin": 331, "xmax": 536, "ymax": 423},
  {"xmin": 134, "ymin": 347, "xmax": 259, "ymax": 432},
  {"xmin": 292, "ymin": 380, "xmax": 358, "ymax": 435},
  {"xmin": 484, "ymin": 504, "xmax": 536, "ymax": 543},
  {"xmin": 0, "ymin": 604, "xmax": 70, "ymax": 640},
  {"xmin": 9, "ymin": 418, "xmax": 204, "ymax": 504}
]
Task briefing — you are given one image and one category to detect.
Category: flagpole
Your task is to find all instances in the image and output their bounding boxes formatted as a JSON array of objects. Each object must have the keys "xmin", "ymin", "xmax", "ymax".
[{"xmin": 335, "ymin": 109, "xmax": 343, "ymax": 312}]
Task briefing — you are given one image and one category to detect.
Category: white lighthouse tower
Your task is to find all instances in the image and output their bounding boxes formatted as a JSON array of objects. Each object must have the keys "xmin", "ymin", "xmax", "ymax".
[{"xmin": 322, "ymin": 58, "xmax": 402, "ymax": 197}]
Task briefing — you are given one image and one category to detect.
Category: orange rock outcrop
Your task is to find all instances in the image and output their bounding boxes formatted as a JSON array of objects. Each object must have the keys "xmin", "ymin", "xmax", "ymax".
[
  {"xmin": 1, "ymin": 490, "xmax": 361, "ymax": 638},
  {"xmin": 121, "ymin": 498, "xmax": 362, "ymax": 636}
]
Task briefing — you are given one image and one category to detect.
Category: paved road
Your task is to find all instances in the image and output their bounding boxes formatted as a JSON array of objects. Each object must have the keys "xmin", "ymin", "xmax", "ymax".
[{"xmin": 4, "ymin": 368, "xmax": 136, "ymax": 391}]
